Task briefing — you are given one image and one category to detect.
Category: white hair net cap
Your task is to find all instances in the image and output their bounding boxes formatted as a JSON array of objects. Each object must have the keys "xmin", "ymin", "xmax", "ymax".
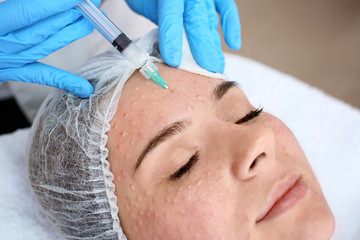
[{"xmin": 28, "ymin": 28, "xmax": 225, "ymax": 240}]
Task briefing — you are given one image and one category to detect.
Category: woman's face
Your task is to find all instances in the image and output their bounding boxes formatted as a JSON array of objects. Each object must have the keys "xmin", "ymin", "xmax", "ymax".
[{"xmin": 107, "ymin": 63, "xmax": 334, "ymax": 240}]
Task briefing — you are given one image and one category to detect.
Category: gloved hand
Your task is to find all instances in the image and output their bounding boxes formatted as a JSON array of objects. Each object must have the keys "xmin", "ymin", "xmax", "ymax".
[
  {"xmin": 0, "ymin": 0, "xmax": 101, "ymax": 98},
  {"xmin": 125, "ymin": 0, "xmax": 241, "ymax": 73}
]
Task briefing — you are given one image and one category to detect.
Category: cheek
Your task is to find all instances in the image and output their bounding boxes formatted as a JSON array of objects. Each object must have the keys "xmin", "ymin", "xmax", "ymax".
[
  {"xmin": 265, "ymin": 114, "xmax": 326, "ymax": 199},
  {"xmin": 263, "ymin": 114, "xmax": 305, "ymax": 160},
  {"xmin": 122, "ymin": 179, "xmax": 236, "ymax": 240}
]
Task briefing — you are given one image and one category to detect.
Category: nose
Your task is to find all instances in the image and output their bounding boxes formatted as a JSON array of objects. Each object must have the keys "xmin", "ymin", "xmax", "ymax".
[{"xmin": 228, "ymin": 124, "xmax": 276, "ymax": 181}]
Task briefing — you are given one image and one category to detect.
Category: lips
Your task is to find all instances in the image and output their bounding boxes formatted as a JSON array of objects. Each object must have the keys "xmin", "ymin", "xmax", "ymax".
[{"xmin": 256, "ymin": 174, "xmax": 308, "ymax": 223}]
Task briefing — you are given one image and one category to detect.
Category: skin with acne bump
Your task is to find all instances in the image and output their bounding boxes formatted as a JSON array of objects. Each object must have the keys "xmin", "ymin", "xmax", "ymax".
[{"xmin": 107, "ymin": 63, "xmax": 334, "ymax": 240}]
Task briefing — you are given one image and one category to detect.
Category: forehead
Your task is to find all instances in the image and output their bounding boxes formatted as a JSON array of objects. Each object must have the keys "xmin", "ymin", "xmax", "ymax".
[
  {"xmin": 108, "ymin": 64, "xmax": 224, "ymax": 168},
  {"xmin": 121, "ymin": 64, "xmax": 223, "ymax": 108}
]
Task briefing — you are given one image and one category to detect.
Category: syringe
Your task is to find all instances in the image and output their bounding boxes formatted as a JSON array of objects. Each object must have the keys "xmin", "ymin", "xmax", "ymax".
[{"xmin": 76, "ymin": 0, "xmax": 168, "ymax": 89}]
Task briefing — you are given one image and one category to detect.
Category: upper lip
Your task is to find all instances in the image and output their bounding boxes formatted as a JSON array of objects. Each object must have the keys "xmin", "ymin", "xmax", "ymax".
[{"xmin": 256, "ymin": 173, "xmax": 300, "ymax": 223}]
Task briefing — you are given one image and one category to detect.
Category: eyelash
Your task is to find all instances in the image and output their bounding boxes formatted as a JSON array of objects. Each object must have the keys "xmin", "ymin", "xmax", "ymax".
[
  {"xmin": 235, "ymin": 106, "xmax": 263, "ymax": 124},
  {"xmin": 169, "ymin": 107, "xmax": 263, "ymax": 181},
  {"xmin": 169, "ymin": 151, "xmax": 200, "ymax": 181}
]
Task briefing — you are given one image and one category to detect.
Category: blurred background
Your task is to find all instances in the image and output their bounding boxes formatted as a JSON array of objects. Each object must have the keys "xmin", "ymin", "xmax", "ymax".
[{"xmin": 223, "ymin": 0, "xmax": 360, "ymax": 108}]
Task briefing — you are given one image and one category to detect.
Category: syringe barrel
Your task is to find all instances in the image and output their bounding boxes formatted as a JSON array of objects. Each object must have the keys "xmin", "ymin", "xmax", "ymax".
[
  {"xmin": 121, "ymin": 43, "xmax": 148, "ymax": 68},
  {"xmin": 76, "ymin": 0, "xmax": 149, "ymax": 71},
  {"xmin": 76, "ymin": 0, "xmax": 122, "ymax": 43}
]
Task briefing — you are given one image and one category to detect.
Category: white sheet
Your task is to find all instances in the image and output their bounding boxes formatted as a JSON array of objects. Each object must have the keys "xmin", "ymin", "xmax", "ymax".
[
  {"xmin": 1, "ymin": 53, "xmax": 359, "ymax": 239},
  {"xmin": 0, "ymin": 128, "xmax": 61, "ymax": 240}
]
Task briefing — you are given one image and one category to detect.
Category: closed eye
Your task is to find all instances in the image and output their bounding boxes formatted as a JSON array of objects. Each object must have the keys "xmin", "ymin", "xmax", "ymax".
[
  {"xmin": 169, "ymin": 151, "xmax": 200, "ymax": 181},
  {"xmin": 235, "ymin": 107, "xmax": 263, "ymax": 124}
]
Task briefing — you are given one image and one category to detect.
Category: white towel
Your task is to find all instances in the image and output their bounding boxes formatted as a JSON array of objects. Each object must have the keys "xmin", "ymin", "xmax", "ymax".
[{"xmin": 0, "ymin": 128, "xmax": 61, "ymax": 240}]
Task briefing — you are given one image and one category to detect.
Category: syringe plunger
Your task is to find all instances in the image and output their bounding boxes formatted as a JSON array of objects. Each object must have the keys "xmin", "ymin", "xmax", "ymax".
[{"xmin": 76, "ymin": 0, "xmax": 168, "ymax": 89}]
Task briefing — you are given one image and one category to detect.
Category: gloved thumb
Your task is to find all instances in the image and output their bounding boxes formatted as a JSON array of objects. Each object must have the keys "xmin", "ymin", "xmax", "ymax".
[{"xmin": 0, "ymin": 62, "xmax": 94, "ymax": 98}]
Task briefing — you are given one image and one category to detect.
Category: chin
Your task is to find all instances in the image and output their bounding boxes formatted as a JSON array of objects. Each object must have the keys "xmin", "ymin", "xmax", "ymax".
[{"xmin": 294, "ymin": 206, "xmax": 335, "ymax": 240}]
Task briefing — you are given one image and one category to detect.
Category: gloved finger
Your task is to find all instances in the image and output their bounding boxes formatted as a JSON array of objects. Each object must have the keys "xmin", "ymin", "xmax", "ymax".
[
  {"xmin": 205, "ymin": 0, "xmax": 225, "ymax": 72},
  {"xmin": 0, "ymin": 9, "xmax": 82, "ymax": 55},
  {"xmin": 215, "ymin": 0, "xmax": 241, "ymax": 50},
  {"xmin": 125, "ymin": 0, "xmax": 158, "ymax": 24},
  {"xmin": 184, "ymin": 0, "xmax": 222, "ymax": 73},
  {"xmin": 0, "ymin": 62, "xmax": 94, "ymax": 98},
  {"xmin": 0, "ymin": 0, "xmax": 81, "ymax": 35},
  {"xmin": 0, "ymin": 17, "xmax": 94, "ymax": 69},
  {"xmin": 158, "ymin": 0, "xmax": 184, "ymax": 67},
  {"xmin": 0, "ymin": 0, "xmax": 102, "ymax": 36}
]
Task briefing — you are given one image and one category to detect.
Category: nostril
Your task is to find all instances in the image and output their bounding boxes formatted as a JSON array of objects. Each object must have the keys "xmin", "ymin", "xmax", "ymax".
[
  {"xmin": 250, "ymin": 152, "xmax": 266, "ymax": 169},
  {"xmin": 249, "ymin": 159, "xmax": 257, "ymax": 169}
]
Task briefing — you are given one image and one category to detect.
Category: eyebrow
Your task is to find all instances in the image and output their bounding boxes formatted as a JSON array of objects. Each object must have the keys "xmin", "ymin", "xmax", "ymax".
[
  {"xmin": 134, "ymin": 120, "xmax": 189, "ymax": 172},
  {"xmin": 134, "ymin": 81, "xmax": 238, "ymax": 173},
  {"xmin": 213, "ymin": 81, "xmax": 238, "ymax": 102}
]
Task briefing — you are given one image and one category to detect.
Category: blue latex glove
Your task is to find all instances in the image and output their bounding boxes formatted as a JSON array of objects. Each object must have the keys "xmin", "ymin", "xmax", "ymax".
[
  {"xmin": 0, "ymin": 0, "xmax": 101, "ymax": 98},
  {"xmin": 125, "ymin": 0, "xmax": 241, "ymax": 73}
]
